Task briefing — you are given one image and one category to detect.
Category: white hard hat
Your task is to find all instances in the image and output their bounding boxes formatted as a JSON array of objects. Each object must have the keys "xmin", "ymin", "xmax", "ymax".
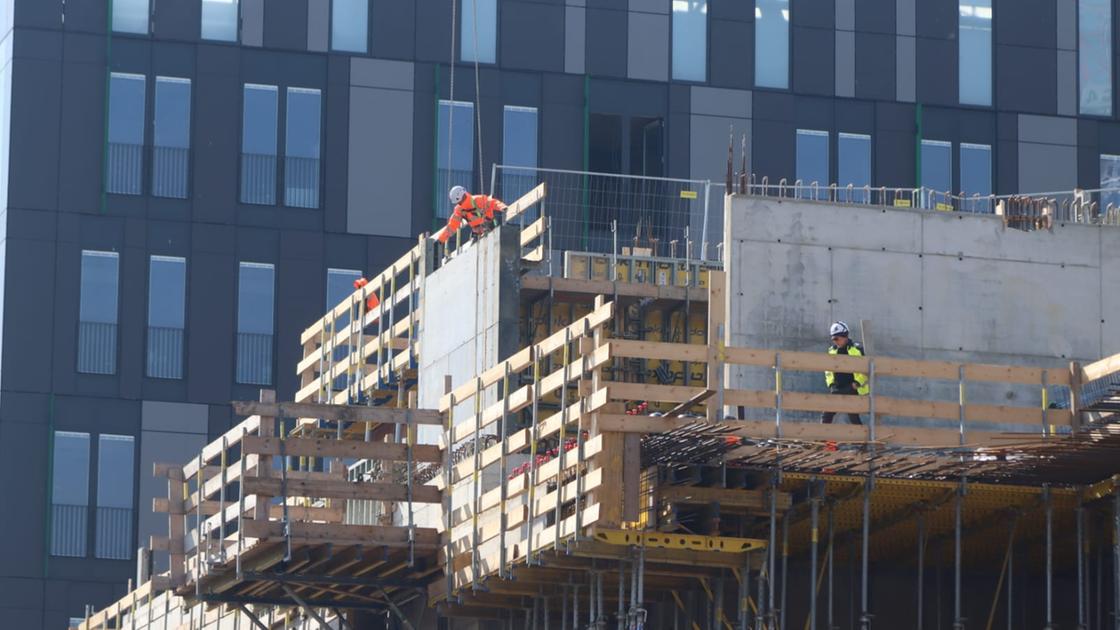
[
  {"xmin": 448, "ymin": 185, "xmax": 467, "ymax": 204},
  {"xmin": 829, "ymin": 321, "xmax": 850, "ymax": 337}
]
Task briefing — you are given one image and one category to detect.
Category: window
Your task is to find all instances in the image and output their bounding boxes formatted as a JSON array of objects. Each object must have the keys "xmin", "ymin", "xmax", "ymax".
[
  {"xmin": 147, "ymin": 256, "xmax": 186, "ymax": 379},
  {"xmin": 1080, "ymin": 0, "xmax": 1113, "ymax": 115},
  {"xmin": 959, "ymin": 143, "xmax": 992, "ymax": 213},
  {"xmin": 461, "ymin": 0, "xmax": 497, "ymax": 63},
  {"xmin": 436, "ymin": 100, "xmax": 475, "ymax": 219},
  {"xmin": 202, "ymin": 0, "xmax": 239, "ymax": 41},
  {"xmin": 113, "ymin": 0, "xmax": 148, "ymax": 33},
  {"xmin": 501, "ymin": 106, "xmax": 538, "ymax": 210},
  {"xmin": 838, "ymin": 133, "xmax": 871, "ymax": 203},
  {"xmin": 107, "ymin": 74, "xmax": 145, "ymax": 196},
  {"xmin": 153, "ymin": 77, "xmax": 191, "ymax": 199},
  {"xmin": 920, "ymin": 140, "xmax": 952, "ymax": 209},
  {"xmin": 96, "ymin": 435, "xmax": 135, "ymax": 560},
  {"xmin": 332, "ymin": 0, "xmax": 369, "ymax": 52},
  {"xmin": 672, "ymin": 0, "xmax": 708, "ymax": 81},
  {"xmin": 755, "ymin": 0, "xmax": 789, "ymax": 89},
  {"xmin": 284, "ymin": 88, "xmax": 322, "ymax": 208},
  {"xmin": 78, "ymin": 251, "xmax": 119, "ymax": 375},
  {"xmin": 51, "ymin": 432, "xmax": 90, "ymax": 557},
  {"xmin": 1100, "ymin": 154, "xmax": 1120, "ymax": 210},
  {"xmin": 241, "ymin": 84, "xmax": 278, "ymax": 205},
  {"xmin": 795, "ymin": 129, "xmax": 828, "ymax": 200},
  {"xmin": 958, "ymin": 0, "xmax": 992, "ymax": 106},
  {"xmin": 327, "ymin": 268, "xmax": 362, "ymax": 391},
  {"xmin": 237, "ymin": 262, "xmax": 275, "ymax": 385}
]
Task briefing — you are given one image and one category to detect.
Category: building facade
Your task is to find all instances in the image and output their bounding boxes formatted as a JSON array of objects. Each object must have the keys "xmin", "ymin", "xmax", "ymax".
[{"xmin": 0, "ymin": 0, "xmax": 1116, "ymax": 627}]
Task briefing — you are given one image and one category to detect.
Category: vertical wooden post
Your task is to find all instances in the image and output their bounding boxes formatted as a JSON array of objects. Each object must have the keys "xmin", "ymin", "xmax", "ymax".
[
  {"xmin": 707, "ymin": 271, "xmax": 727, "ymax": 422},
  {"xmin": 167, "ymin": 466, "xmax": 185, "ymax": 588},
  {"xmin": 1070, "ymin": 361, "xmax": 1084, "ymax": 433},
  {"xmin": 255, "ymin": 390, "xmax": 276, "ymax": 524},
  {"xmin": 591, "ymin": 295, "xmax": 624, "ymax": 527}
]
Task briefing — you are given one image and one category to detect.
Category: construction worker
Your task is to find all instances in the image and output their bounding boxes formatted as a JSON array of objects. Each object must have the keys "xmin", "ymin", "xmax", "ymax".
[
  {"xmin": 352, "ymin": 277, "xmax": 380, "ymax": 312},
  {"xmin": 821, "ymin": 321, "xmax": 868, "ymax": 425},
  {"xmin": 437, "ymin": 185, "xmax": 506, "ymax": 244}
]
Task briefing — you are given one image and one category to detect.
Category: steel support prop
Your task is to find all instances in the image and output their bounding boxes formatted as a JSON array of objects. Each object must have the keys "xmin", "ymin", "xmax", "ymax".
[
  {"xmin": 953, "ymin": 480, "xmax": 965, "ymax": 630},
  {"xmin": 1045, "ymin": 484, "xmax": 1054, "ymax": 630},
  {"xmin": 917, "ymin": 512, "xmax": 925, "ymax": 630},
  {"xmin": 828, "ymin": 503, "xmax": 835, "ymax": 630},
  {"xmin": 781, "ymin": 512, "xmax": 790, "ymax": 630},
  {"xmin": 810, "ymin": 480, "xmax": 821, "ymax": 630},
  {"xmin": 769, "ymin": 473, "xmax": 779, "ymax": 621},
  {"xmin": 859, "ymin": 475, "xmax": 873, "ymax": 630}
]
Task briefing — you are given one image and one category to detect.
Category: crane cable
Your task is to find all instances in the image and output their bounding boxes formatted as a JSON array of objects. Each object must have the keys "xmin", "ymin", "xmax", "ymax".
[{"xmin": 446, "ymin": 0, "xmax": 488, "ymax": 197}]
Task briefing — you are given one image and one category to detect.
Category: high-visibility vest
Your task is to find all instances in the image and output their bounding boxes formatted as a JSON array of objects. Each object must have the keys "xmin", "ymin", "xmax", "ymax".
[
  {"xmin": 824, "ymin": 341, "xmax": 869, "ymax": 395},
  {"xmin": 438, "ymin": 194, "xmax": 506, "ymax": 243}
]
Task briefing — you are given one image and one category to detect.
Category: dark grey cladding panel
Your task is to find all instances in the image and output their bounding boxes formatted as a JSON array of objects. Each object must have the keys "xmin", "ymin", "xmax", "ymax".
[
  {"xmin": 501, "ymin": 1, "xmax": 564, "ymax": 72},
  {"xmin": 856, "ymin": 32, "xmax": 894, "ymax": 101},
  {"xmin": 586, "ymin": 7, "xmax": 627, "ymax": 78}
]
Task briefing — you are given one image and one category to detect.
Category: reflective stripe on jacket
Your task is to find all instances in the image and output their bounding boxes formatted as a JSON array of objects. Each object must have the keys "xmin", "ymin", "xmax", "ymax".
[
  {"xmin": 438, "ymin": 194, "xmax": 507, "ymax": 243},
  {"xmin": 824, "ymin": 341, "xmax": 869, "ymax": 395}
]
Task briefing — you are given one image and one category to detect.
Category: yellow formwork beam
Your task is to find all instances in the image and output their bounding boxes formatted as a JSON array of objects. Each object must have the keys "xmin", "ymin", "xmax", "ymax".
[{"xmin": 590, "ymin": 528, "xmax": 767, "ymax": 553}]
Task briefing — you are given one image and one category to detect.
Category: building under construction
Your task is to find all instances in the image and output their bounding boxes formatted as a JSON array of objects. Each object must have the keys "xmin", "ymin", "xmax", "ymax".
[{"xmin": 73, "ymin": 181, "xmax": 1120, "ymax": 629}]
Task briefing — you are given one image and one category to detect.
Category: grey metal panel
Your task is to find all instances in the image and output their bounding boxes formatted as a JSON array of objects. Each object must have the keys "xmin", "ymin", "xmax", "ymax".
[
  {"xmin": 1057, "ymin": 50, "xmax": 1076, "ymax": 116},
  {"xmin": 995, "ymin": 0, "xmax": 1054, "ymax": 48},
  {"xmin": 264, "ymin": 0, "xmax": 308, "ymax": 50},
  {"xmin": 856, "ymin": 0, "xmax": 893, "ymax": 34},
  {"xmin": 791, "ymin": 0, "xmax": 832, "ymax": 28},
  {"xmin": 8, "ymin": 57, "xmax": 60, "ymax": 211},
  {"xmin": 1056, "ymin": 0, "xmax": 1076, "ymax": 50},
  {"xmin": 1, "ymin": 239, "xmax": 54, "ymax": 392},
  {"xmin": 0, "ymin": 420, "xmax": 47, "ymax": 576},
  {"xmin": 835, "ymin": 30, "xmax": 855, "ymax": 98},
  {"xmin": 915, "ymin": 36, "xmax": 955, "ymax": 106},
  {"xmin": 629, "ymin": 0, "xmax": 667, "ymax": 13},
  {"xmin": 996, "ymin": 44, "xmax": 1056, "ymax": 116},
  {"xmin": 140, "ymin": 400, "xmax": 209, "ymax": 433},
  {"xmin": 836, "ymin": 0, "xmax": 855, "ymax": 31},
  {"xmin": 154, "ymin": 0, "xmax": 200, "ymax": 41},
  {"xmin": 856, "ymin": 31, "xmax": 894, "ymax": 101},
  {"xmin": 191, "ymin": 68, "xmax": 239, "ymax": 224},
  {"xmin": 1018, "ymin": 113, "xmax": 1077, "ymax": 146},
  {"xmin": 185, "ymin": 250, "xmax": 234, "ymax": 404},
  {"xmin": 691, "ymin": 86, "xmax": 751, "ymax": 118},
  {"xmin": 709, "ymin": 18, "xmax": 751, "ymax": 89},
  {"xmin": 895, "ymin": 0, "xmax": 914, "ymax": 36},
  {"xmin": 565, "ymin": 6, "xmax": 585, "ymax": 74},
  {"xmin": 414, "ymin": 0, "xmax": 452, "ymax": 63},
  {"xmin": 348, "ymin": 86, "xmax": 412, "ymax": 237},
  {"xmin": 350, "ymin": 57, "xmax": 414, "ymax": 90},
  {"xmin": 792, "ymin": 26, "xmax": 833, "ymax": 96},
  {"xmin": 307, "ymin": 0, "xmax": 329, "ymax": 52},
  {"xmin": 57, "ymin": 56, "xmax": 103, "ymax": 215},
  {"xmin": 627, "ymin": 12, "xmax": 668, "ymax": 81},
  {"xmin": 136, "ymin": 430, "xmax": 205, "ymax": 573},
  {"xmin": 501, "ymin": 1, "xmax": 564, "ymax": 72},
  {"xmin": 1018, "ymin": 141, "xmax": 1076, "ymax": 193},
  {"xmin": 587, "ymin": 8, "xmax": 627, "ymax": 77},
  {"xmin": 370, "ymin": 0, "xmax": 416, "ymax": 60},
  {"xmin": 691, "ymin": 114, "xmax": 750, "ymax": 182},
  {"xmin": 241, "ymin": 0, "xmax": 264, "ymax": 47}
]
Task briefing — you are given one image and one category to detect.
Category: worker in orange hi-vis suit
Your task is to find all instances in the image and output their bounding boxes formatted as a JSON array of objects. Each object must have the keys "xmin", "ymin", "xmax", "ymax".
[
  {"xmin": 437, "ymin": 185, "xmax": 507, "ymax": 244},
  {"xmin": 351, "ymin": 277, "xmax": 380, "ymax": 311}
]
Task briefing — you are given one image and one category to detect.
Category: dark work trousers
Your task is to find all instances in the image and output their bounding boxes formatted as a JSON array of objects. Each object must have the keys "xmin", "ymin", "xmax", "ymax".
[{"xmin": 821, "ymin": 389, "xmax": 863, "ymax": 425}]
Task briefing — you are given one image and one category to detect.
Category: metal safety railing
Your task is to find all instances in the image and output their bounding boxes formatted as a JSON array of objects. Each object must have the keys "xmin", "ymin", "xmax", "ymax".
[{"xmin": 490, "ymin": 165, "xmax": 718, "ymax": 261}]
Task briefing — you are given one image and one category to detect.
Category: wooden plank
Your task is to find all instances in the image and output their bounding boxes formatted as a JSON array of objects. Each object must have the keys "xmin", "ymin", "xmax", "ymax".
[
  {"xmin": 241, "ymin": 476, "xmax": 442, "ymax": 503},
  {"xmin": 1082, "ymin": 352, "xmax": 1120, "ymax": 383},
  {"xmin": 504, "ymin": 182, "xmax": 546, "ymax": 222},
  {"xmin": 607, "ymin": 382, "xmax": 708, "ymax": 404},
  {"xmin": 520, "ymin": 274, "xmax": 709, "ymax": 302},
  {"xmin": 294, "ymin": 315, "xmax": 415, "ymax": 400},
  {"xmin": 241, "ymin": 436, "xmax": 442, "ymax": 463},
  {"xmin": 610, "ymin": 339, "xmax": 709, "ymax": 363},
  {"xmin": 232, "ymin": 401, "xmax": 441, "ymax": 426},
  {"xmin": 182, "ymin": 414, "xmax": 261, "ymax": 479},
  {"xmin": 520, "ymin": 216, "xmax": 546, "ymax": 247},
  {"xmin": 707, "ymin": 270, "xmax": 726, "ymax": 422},
  {"xmin": 240, "ymin": 519, "xmax": 440, "ymax": 547}
]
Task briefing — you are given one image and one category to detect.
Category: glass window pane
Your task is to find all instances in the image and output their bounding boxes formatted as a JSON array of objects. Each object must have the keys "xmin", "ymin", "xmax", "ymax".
[
  {"xmin": 202, "ymin": 0, "xmax": 239, "ymax": 41},
  {"xmin": 107, "ymin": 73, "xmax": 145, "ymax": 196},
  {"xmin": 113, "ymin": 0, "xmax": 148, "ymax": 34},
  {"xmin": 838, "ymin": 133, "xmax": 871, "ymax": 203},
  {"xmin": 96, "ymin": 434, "xmax": 134, "ymax": 560},
  {"xmin": 959, "ymin": 0, "xmax": 992, "ymax": 106},
  {"xmin": 1080, "ymin": 0, "xmax": 1113, "ymax": 116},
  {"xmin": 436, "ymin": 100, "xmax": 475, "ymax": 219},
  {"xmin": 241, "ymin": 84, "xmax": 278, "ymax": 205},
  {"xmin": 920, "ymin": 139, "xmax": 952, "ymax": 209},
  {"xmin": 237, "ymin": 262, "xmax": 275, "ymax": 385},
  {"xmin": 501, "ymin": 105, "xmax": 538, "ymax": 206},
  {"xmin": 79, "ymin": 251, "xmax": 119, "ymax": 375},
  {"xmin": 1100, "ymin": 154, "xmax": 1120, "ymax": 210},
  {"xmin": 51, "ymin": 431, "xmax": 90, "ymax": 557},
  {"xmin": 147, "ymin": 256, "xmax": 186, "ymax": 379},
  {"xmin": 672, "ymin": 0, "xmax": 707, "ymax": 81},
  {"xmin": 332, "ymin": 0, "xmax": 368, "ymax": 52},
  {"xmin": 461, "ymin": 0, "xmax": 497, "ymax": 63},
  {"xmin": 959, "ymin": 143, "xmax": 992, "ymax": 213},
  {"xmin": 795, "ymin": 129, "xmax": 828, "ymax": 200},
  {"xmin": 153, "ymin": 77, "xmax": 191, "ymax": 199},
  {"xmin": 284, "ymin": 87, "xmax": 321, "ymax": 208},
  {"xmin": 755, "ymin": 0, "xmax": 789, "ymax": 89}
]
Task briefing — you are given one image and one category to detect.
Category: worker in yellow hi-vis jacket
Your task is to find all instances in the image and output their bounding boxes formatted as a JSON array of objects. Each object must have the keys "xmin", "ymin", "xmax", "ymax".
[{"xmin": 821, "ymin": 321, "xmax": 868, "ymax": 425}]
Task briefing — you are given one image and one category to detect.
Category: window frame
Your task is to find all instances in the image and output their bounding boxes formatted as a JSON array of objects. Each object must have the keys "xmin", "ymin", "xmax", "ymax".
[
  {"xmin": 77, "ymin": 250, "xmax": 121, "ymax": 375},
  {"xmin": 239, "ymin": 83, "xmax": 280, "ymax": 206},
  {"xmin": 49, "ymin": 431, "xmax": 92, "ymax": 558},
  {"xmin": 958, "ymin": 0, "xmax": 993, "ymax": 107},
  {"xmin": 459, "ymin": 0, "xmax": 499, "ymax": 64},
  {"xmin": 837, "ymin": 132, "xmax": 872, "ymax": 203},
  {"xmin": 152, "ymin": 76, "xmax": 193, "ymax": 200},
  {"xmin": 958, "ymin": 142, "xmax": 992, "ymax": 212},
  {"xmin": 283, "ymin": 87, "xmax": 324, "ymax": 209},
  {"xmin": 235, "ymin": 261, "xmax": 277, "ymax": 385},
  {"xmin": 106, "ymin": 73, "xmax": 147, "ymax": 197},
  {"xmin": 94, "ymin": 434, "xmax": 136, "ymax": 560},
  {"xmin": 1078, "ymin": 0, "xmax": 1114, "ymax": 116},
  {"xmin": 435, "ymin": 99, "xmax": 477, "ymax": 221},
  {"xmin": 146, "ymin": 255, "xmax": 187, "ymax": 380},
  {"xmin": 112, "ymin": 0, "xmax": 150, "ymax": 35},
  {"xmin": 754, "ymin": 0, "xmax": 791, "ymax": 90},
  {"xmin": 795, "ymin": 128, "xmax": 830, "ymax": 200}
]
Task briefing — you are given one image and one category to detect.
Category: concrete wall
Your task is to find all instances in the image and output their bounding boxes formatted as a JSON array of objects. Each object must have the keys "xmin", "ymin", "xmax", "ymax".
[{"xmin": 724, "ymin": 194, "xmax": 1120, "ymax": 425}]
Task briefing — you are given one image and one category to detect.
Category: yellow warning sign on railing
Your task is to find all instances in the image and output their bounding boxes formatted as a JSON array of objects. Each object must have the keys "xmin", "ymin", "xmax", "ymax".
[{"xmin": 680, "ymin": 190, "xmax": 698, "ymax": 199}]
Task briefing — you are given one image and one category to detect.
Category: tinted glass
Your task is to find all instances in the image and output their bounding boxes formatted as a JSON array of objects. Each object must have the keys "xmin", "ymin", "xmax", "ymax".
[
  {"xmin": 436, "ymin": 100, "xmax": 475, "ymax": 218},
  {"xmin": 958, "ymin": 0, "xmax": 992, "ymax": 106},
  {"xmin": 237, "ymin": 262, "xmax": 275, "ymax": 335},
  {"xmin": 285, "ymin": 88, "xmax": 321, "ymax": 160},
  {"xmin": 501, "ymin": 106, "xmax": 538, "ymax": 203},
  {"xmin": 838, "ymin": 133, "xmax": 871, "ymax": 203},
  {"xmin": 108, "ymin": 74, "xmax": 145, "ymax": 145},
  {"xmin": 327, "ymin": 268, "xmax": 362, "ymax": 311},
  {"xmin": 154, "ymin": 78, "xmax": 190, "ymax": 150},
  {"xmin": 113, "ymin": 0, "xmax": 148, "ymax": 33},
  {"xmin": 242, "ymin": 85, "xmax": 278, "ymax": 156},
  {"xmin": 795, "ymin": 129, "xmax": 829, "ymax": 199},
  {"xmin": 461, "ymin": 0, "xmax": 497, "ymax": 63},
  {"xmin": 202, "ymin": 0, "xmax": 239, "ymax": 41},
  {"xmin": 52, "ymin": 432, "xmax": 90, "ymax": 507},
  {"xmin": 1100, "ymin": 154, "xmax": 1120, "ymax": 210},
  {"xmin": 80, "ymin": 251, "xmax": 119, "ymax": 325},
  {"xmin": 1080, "ymin": 0, "xmax": 1113, "ymax": 115},
  {"xmin": 755, "ymin": 0, "xmax": 789, "ymax": 88},
  {"xmin": 332, "ymin": 0, "xmax": 368, "ymax": 52},
  {"xmin": 921, "ymin": 140, "xmax": 952, "ymax": 208},
  {"xmin": 148, "ymin": 256, "xmax": 186, "ymax": 329},
  {"xmin": 959, "ymin": 143, "xmax": 992, "ymax": 212},
  {"xmin": 96, "ymin": 435, "xmax": 134, "ymax": 510},
  {"xmin": 672, "ymin": 0, "xmax": 707, "ymax": 81}
]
